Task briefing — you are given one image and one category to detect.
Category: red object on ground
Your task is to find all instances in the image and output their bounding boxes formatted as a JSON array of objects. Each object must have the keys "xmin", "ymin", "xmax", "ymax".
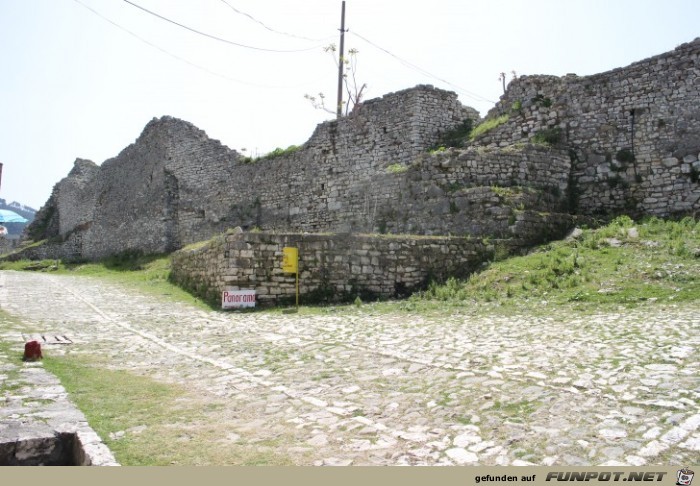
[{"xmin": 23, "ymin": 340, "xmax": 43, "ymax": 361}]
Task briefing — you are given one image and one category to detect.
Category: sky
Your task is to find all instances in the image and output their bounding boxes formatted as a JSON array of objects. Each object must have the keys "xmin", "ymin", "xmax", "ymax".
[{"xmin": 0, "ymin": 0, "xmax": 698, "ymax": 210}]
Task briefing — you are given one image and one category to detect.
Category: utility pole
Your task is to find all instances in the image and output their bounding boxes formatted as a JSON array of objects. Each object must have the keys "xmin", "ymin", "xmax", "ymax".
[{"xmin": 336, "ymin": 1, "xmax": 346, "ymax": 118}]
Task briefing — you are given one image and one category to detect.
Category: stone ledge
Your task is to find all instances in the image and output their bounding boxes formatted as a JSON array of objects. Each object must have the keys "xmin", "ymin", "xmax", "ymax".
[{"xmin": 0, "ymin": 347, "xmax": 118, "ymax": 466}]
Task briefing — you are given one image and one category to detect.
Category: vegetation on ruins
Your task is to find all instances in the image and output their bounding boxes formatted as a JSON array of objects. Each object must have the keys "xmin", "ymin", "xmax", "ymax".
[
  {"xmin": 429, "ymin": 117, "xmax": 475, "ymax": 152},
  {"xmin": 415, "ymin": 216, "xmax": 700, "ymax": 311},
  {"xmin": 469, "ymin": 114, "xmax": 510, "ymax": 140},
  {"xmin": 240, "ymin": 144, "xmax": 301, "ymax": 163},
  {"xmin": 385, "ymin": 163, "xmax": 408, "ymax": 174},
  {"xmin": 304, "ymin": 44, "xmax": 366, "ymax": 116},
  {"xmin": 2, "ymin": 216, "xmax": 699, "ymax": 315}
]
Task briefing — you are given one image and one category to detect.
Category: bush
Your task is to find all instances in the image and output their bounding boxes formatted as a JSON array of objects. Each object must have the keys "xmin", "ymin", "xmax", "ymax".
[
  {"xmin": 531, "ymin": 127, "xmax": 562, "ymax": 145},
  {"xmin": 429, "ymin": 118, "xmax": 474, "ymax": 150},
  {"xmin": 615, "ymin": 148, "xmax": 636, "ymax": 164}
]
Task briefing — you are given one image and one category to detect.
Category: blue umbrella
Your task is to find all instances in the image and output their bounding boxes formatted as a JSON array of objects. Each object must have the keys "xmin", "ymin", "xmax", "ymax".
[{"xmin": 0, "ymin": 209, "xmax": 28, "ymax": 223}]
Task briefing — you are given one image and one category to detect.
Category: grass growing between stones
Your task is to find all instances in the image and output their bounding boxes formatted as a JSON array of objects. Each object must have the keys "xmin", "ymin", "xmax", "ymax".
[{"xmin": 42, "ymin": 354, "xmax": 293, "ymax": 465}]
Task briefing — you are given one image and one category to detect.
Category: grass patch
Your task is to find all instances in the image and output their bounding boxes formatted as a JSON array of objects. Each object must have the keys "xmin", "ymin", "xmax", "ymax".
[
  {"xmin": 531, "ymin": 127, "xmax": 562, "ymax": 145},
  {"xmin": 489, "ymin": 399, "xmax": 542, "ymax": 425},
  {"xmin": 415, "ymin": 216, "xmax": 700, "ymax": 312},
  {"xmin": 241, "ymin": 145, "xmax": 301, "ymax": 163},
  {"xmin": 42, "ymin": 355, "xmax": 292, "ymax": 465},
  {"xmin": 386, "ymin": 163, "xmax": 408, "ymax": 174},
  {"xmin": 470, "ymin": 115, "xmax": 509, "ymax": 140}
]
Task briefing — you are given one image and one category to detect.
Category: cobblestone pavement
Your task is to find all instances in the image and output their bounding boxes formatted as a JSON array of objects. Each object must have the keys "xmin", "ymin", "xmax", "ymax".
[{"xmin": 1, "ymin": 270, "xmax": 698, "ymax": 466}]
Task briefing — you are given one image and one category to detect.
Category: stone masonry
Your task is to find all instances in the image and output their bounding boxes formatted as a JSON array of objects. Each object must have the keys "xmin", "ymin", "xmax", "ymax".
[
  {"xmin": 25, "ymin": 86, "xmax": 478, "ymax": 261},
  {"xmin": 477, "ymin": 38, "xmax": 700, "ymax": 217},
  {"xmin": 170, "ymin": 231, "xmax": 503, "ymax": 306},
  {"xmin": 15, "ymin": 39, "xmax": 700, "ymax": 272}
]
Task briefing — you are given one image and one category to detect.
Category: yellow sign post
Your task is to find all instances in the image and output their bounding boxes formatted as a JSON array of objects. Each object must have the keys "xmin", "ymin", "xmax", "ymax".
[{"xmin": 282, "ymin": 247, "xmax": 299, "ymax": 308}]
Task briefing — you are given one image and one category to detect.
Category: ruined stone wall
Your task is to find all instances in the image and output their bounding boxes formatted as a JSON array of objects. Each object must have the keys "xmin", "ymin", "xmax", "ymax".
[
  {"xmin": 24, "ymin": 86, "xmax": 480, "ymax": 260},
  {"xmin": 0, "ymin": 238, "xmax": 18, "ymax": 256},
  {"xmin": 169, "ymin": 231, "xmax": 501, "ymax": 306},
  {"xmin": 475, "ymin": 38, "xmax": 700, "ymax": 217},
  {"xmin": 55, "ymin": 159, "xmax": 99, "ymax": 236},
  {"xmin": 29, "ymin": 117, "xmax": 242, "ymax": 260},
  {"xmin": 186, "ymin": 85, "xmax": 478, "ymax": 236},
  {"xmin": 372, "ymin": 144, "xmax": 573, "ymax": 238},
  {"xmin": 17, "ymin": 39, "xmax": 700, "ymax": 264}
]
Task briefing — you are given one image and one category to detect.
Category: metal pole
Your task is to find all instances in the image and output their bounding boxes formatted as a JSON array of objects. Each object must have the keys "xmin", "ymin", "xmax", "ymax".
[{"xmin": 336, "ymin": 1, "xmax": 346, "ymax": 118}]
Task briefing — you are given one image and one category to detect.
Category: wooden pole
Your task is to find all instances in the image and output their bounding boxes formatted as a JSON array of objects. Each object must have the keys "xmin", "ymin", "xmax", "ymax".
[{"xmin": 336, "ymin": 1, "xmax": 346, "ymax": 118}]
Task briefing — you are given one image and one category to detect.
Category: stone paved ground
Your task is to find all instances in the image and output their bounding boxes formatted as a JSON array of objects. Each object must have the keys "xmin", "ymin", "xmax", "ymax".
[{"xmin": 0, "ymin": 270, "xmax": 698, "ymax": 466}]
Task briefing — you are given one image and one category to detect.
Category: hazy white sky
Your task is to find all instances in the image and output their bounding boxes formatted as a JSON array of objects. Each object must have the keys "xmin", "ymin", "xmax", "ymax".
[{"xmin": 1, "ymin": 0, "xmax": 698, "ymax": 209}]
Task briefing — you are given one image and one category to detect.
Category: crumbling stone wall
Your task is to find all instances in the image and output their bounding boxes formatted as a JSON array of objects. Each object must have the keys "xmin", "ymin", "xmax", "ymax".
[
  {"xmin": 17, "ymin": 39, "xmax": 700, "ymax": 263},
  {"xmin": 24, "ymin": 86, "xmax": 479, "ymax": 260},
  {"xmin": 0, "ymin": 238, "xmax": 17, "ymax": 256},
  {"xmin": 372, "ymin": 144, "xmax": 573, "ymax": 238},
  {"xmin": 475, "ymin": 38, "xmax": 700, "ymax": 217},
  {"xmin": 170, "ymin": 231, "xmax": 503, "ymax": 306}
]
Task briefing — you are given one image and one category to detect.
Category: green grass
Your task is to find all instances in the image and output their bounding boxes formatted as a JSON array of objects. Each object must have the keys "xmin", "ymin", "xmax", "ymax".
[
  {"xmin": 469, "ymin": 114, "xmax": 510, "ymax": 140},
  {"xmin": 386, "ymin": 163, "xmax": 408, "ymax": 174},
  {"xmin": 2, "ymin": 216, "xmax": 699, "ymax": 318},
  {"xmin": 414, "ymin": 216, "xmax": 700, "ymax": 312},
  {"xmin": 0, "ymin": 305, "xmax": 295, "ymax": 465},
  {"xmin": 0, "ymin": 253, "xmax": 210, "ymax": 310},
  {"xmin": 241, "ymin": 145, "xmax": 301, "ymax": 163},
  {"xmin": 42, "ymin": 354, "xmax": 293, "ymax": 465}
]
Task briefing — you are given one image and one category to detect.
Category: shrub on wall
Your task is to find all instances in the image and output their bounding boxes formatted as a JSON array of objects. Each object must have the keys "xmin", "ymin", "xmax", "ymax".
[
  {"xmin": 470, "ymin": 115, "xmax": 510, "ymax": 141},
  {"xmin": 430, "ymin": 118, "xmax": 474, "ymax": 150},
  {"xmin": 531, "ymin": 127, "xmax": 562, "ymax": 146}
]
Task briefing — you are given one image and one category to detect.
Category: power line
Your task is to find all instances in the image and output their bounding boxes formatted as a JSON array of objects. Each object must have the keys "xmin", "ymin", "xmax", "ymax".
[
  {"xmin": 217, "ymin": 0, "xmax": 332, "ymax": 43},
  {"xmin": 349, "ymin": 31, "xmax": 497, "ymax": 104},
  {"xmin": 72, "ymin": 0, "xmax": 324, "ymax": 89},
  {"xmin": 121, "ymin": 0, "xmax": 323, "ymax": 53}
]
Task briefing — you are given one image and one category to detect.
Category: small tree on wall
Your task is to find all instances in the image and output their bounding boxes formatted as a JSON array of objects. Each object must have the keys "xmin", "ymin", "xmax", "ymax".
[
  {"xmin": 498, "ymin": 70, "xmax": 518, "ymax": 94},
  {"xmin": 305, "ymin": 44, "xmax": 367, "ymax": 116}
]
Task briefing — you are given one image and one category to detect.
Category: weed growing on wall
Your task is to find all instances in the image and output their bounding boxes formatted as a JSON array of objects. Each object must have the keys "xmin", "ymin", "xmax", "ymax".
[
  {"xmin": 531, "ymin": 127, "xmax": 562, "ymax": 145},
  {"xmin": 386, "ymin": 163, "xmax": 408, "ymax": 174},
  {"xmin": 429, "ymin": 118, "xmax": 475, "ymax": 151},
  {"xmin": 470, "ymin": 115, "xmax": 510, "ymax": 140},
  {"xmin": 242, "ymin": 145, "xmax": 301, "ymax": 163}
]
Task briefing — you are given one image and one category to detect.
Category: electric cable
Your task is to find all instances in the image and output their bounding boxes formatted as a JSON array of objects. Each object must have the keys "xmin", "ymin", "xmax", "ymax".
[
  {"xmin": 121, "ymin": 0, "xmax": 323, "ymax": 53},
  {"xmin": 217, "ymin": 0, "xmax": 333, "ymax": 43},
  {"xmin": 349, "ymin": 31, "xmax": 497, "ymax": 104},
  {"xmin": 72, "ymin": 0, "xmax": 326, "ymax": 89}
]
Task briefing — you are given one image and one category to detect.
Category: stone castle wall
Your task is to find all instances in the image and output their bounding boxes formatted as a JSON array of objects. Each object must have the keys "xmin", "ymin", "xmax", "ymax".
[
  {"xmin": 15, "ymin": 39, "xmax": 700, "ymax": 266},
  {"xmin": 169, "ymin": 231, "xmax": 502, "ymax": 306},
  {"xmin": 24, "ymin": 86, "xmax": 481, "ymax": 260},
  {"xmin": 475, "ymin": 38, "xmax": 700, "ymax": 216}
]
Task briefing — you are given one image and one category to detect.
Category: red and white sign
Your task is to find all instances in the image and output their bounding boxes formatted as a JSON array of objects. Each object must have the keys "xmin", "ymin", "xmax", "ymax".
[{"xmin": 222, "ymin": 289, "xmax": 256, "ymax": 309}]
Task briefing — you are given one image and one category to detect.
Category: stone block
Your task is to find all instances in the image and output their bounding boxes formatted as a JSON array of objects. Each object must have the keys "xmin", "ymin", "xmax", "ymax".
[{"xmin": 662, "ymin": 157, "xmax": 679, "ymax": 168}]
